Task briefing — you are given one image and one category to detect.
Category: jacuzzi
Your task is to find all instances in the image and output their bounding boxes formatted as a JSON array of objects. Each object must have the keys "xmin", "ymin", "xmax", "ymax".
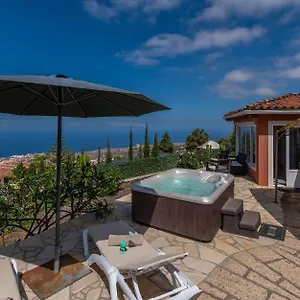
[{"xmin": 132, "ymin": 168, "xmax": 234, "ymax": 241}]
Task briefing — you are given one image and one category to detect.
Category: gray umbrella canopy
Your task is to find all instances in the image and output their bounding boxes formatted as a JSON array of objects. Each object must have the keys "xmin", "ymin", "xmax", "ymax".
[
  {"xmin": 0, "ymin": 75, "xmax": 169, "ymax": 117},
  {"xmin": 0, "ymin": 75, "xmax": 170, "ymax": 273}
]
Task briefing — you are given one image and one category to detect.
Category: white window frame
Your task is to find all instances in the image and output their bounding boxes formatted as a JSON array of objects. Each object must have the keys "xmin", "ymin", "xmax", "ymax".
[{"xmin": 236, "ymin": 122, "xmax": 256, "ymax": 169}]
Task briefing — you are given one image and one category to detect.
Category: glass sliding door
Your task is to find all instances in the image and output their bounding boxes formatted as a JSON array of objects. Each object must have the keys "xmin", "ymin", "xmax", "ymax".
[{"xmin": 237, "ymin": 124, "xmax": 256, "ymax": 168}]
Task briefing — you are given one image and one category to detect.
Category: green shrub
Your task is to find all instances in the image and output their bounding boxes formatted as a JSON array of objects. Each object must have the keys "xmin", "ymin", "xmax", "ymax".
[
  {"xmin": 0, "ymin": 150, "xmax": 121, "ymax": 239},
  {"xmin": 177, "ymin": 152, "xmax": 204, "ymax": 169},
  {"xmin": 109, "ymin": 154, "xmax": 179, "ymax": 179}
]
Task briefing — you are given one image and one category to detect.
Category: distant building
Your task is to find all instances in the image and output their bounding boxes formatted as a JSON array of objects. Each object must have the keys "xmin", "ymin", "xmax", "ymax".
[{"xmin": 201, "ymin": 141, "xmax": 220, "ymax": 150}]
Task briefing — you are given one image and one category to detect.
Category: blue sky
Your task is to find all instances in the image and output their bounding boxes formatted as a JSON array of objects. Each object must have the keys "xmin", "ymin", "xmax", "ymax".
[{"xmin": 1, "ymin": 0, "xmax": 300, "ymax": 139}]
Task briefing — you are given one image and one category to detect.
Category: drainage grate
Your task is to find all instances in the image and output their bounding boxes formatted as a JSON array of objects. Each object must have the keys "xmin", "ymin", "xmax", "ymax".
[{"xmin": 259, "ymin": 223, "xmax": 286, "ymax": 241}]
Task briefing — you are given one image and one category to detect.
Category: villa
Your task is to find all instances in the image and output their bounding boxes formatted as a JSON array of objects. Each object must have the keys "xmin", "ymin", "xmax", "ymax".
[{"xmin": 224, "ymin": 93, "xmax": 300, "ymax": 188}]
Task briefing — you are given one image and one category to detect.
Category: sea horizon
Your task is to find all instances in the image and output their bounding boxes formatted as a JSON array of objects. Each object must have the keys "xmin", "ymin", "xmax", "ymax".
[{"xmin": 0, "ymin": 128, "xmax": 229, "ymax": 158}]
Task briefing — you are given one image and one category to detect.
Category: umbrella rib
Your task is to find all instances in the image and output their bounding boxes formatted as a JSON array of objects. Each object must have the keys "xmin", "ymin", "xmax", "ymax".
[
  {"xmin": 64, "ymin": 88, "xmax": 78, "ymax": 103},
  {"xmin": 20, "ymin": 84, "xmax": 57, "ymax": 105},
  {"xmin": 65, "ymin": 87, "xmax": 86, "ymax": 117},
  {"xmin": 86, "ymin": 90, "xmax": 138, "ymax": 116},
  {"xmin": 114, "ymin": 92, "xmax": 170, "ymax": 110},
  {"xmin": 63, "ymin": 90, "xmax": 99, "ymax": 105},
  {"xmin": 0, "ymin": 84, "xmax": 23, "ymax": 93},
  {"xmin": 20, "ymin": 86, "xmax": 50, "ymax": 115},
  {"xmin": 47, "ymin": 85, "xmax": 58, "ymax": 103}
]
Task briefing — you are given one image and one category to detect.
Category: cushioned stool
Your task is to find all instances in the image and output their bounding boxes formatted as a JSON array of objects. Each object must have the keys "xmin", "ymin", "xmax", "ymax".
[
  {"xmin": 221, "ymin": 198, "xmax": 243, "ymax": 234},
  {"xmin": 239, "ymin": 210, "xmax": 261, "ymax": 238},
  {"xmin": 221, "ymin": 198, "xmax": 261, "ymax": 239}
]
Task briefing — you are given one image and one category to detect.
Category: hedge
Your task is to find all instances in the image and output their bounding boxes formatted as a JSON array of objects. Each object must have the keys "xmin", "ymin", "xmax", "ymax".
[{"xmin": 100, "ymin": 154, "xmax": 179, "ymax": 179}]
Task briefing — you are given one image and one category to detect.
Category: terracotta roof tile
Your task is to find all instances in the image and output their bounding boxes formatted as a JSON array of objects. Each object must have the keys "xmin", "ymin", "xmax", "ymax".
[{"xmin": 224, "ymin": 93, "xmax": 300, "ymax": 118}]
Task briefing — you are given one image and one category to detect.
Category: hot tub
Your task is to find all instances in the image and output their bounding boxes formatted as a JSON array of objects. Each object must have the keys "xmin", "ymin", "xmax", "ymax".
[{"xmin": 132, "ymin": 168, "xmax": 234, "ymax": 241}]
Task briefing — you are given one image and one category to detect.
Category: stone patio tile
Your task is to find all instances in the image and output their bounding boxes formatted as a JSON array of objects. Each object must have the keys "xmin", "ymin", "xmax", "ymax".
[
  {"xmin": 183, "ymin": 257, "xmax": 216, "ymax": 274},
  {"xmin": 272, "ymin": 246, "xmax": 300, "ymax": 266},
  {"xmin": 247, "ymin": 271, "xmax": 298, "ymax": 300},
  {"xmin": 150, "ymin": 236, "xmax": 170, "ymax": 248},
  {"xmin": 221, "ymin": 258, "xmax": 248, "ymax": 276},
  {"xmin": 234, "ymin": 251, "xmax": 281, "ymax": 282},
  {"xmin": 249, "ymin": 247, "xmax": 282, "ymax": 263},
  {"xmin": 184, "ymin": 243, "xmax": 200, "ymax": 259},
  {"xmin": 268, "ymin": 259, "xmax": 300, "ymax": 288},
  {"xmin": 269, "ymin": 294, "xmax": 289, "ymax": 300},
  {"xmin": 47, "ymin": 286, "xmax": 70, "ymax": 300},
  {"xmin": 161, "ymin": 245, "xmax": 184, "ymax": 255},
  {"xmin": 85, "ymin": 286, "xmax": 102, "ymax": 299},
  {"xmin": 199, "ymin": 282, "xmax": 227, "ymax": 299},
  {"xmin": 196, "ymin": 293, "xmax": 219, "ymax": 299},
  {"xmin": 35, "ymin": 244, "xmax": 55, "ymax": 261},
  {"xmin": 221, "ymin": 237, "xmax": 236, "ymax": 245},
  {"xmin": 181, "ymin": 270, "xmax": 206, "ymax": 285},
  {"xmin": 197, "ymin": 244, "xmax": 227, "ymax": 264},
  {"xmin": 21, "ymin": 283, "xmax": 39, "ymax": 300},
  {"xmin": 206, "ymin": 267, "xmax": 268, "ymax": 299},
  {"xmin": 212, "ymin": 238, "xmax": 240, "ymax": 256},
  {"xmin": 62, "ymin": 238, "xmax": 81, "ymax": 253},
  {"xmin": 143, "ymin": 228, "xmax": 160, "ymax": 241},
  {"xmin": 275, "ymin": 244, "xmax": 297, "ymax": 254},
  {"xmin": 172, "ymin": 261, "xmax": 192, "ymax": 272},
  {"xmin": 0, "ymin": 242, "xmax": 21, "ymax": 257},
  {"xmin": 148, "ymin": 271, "xmax": 173, "ymax": 292},
  {"xmin": 175, "ymin": 235, "xmax": 194, "ymax": 243},
  {"xmin": 233, "ymin": 237, "xmax": 261, "ymax": 250},
  {"xmin": 19, "ymin": 235, "xmax": 45, "ymax": 248},
  {"xmin": 281, "ymin": 237, "xmax": 300, "ymax": 250},
  {"xmin": 256, "ymin": 237, "xmax": 278, "ymax": 246},
  {"xmin": 279, "ymin": 280, "xmax": 300, "ymax": 298},
  {"xmin": 71, "ymin": 271, "xmax": 100, "ymax": 293}
]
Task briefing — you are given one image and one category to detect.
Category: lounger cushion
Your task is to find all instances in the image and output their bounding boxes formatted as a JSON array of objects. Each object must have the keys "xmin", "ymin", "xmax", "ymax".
[
  {"xmin": 88, "ymin": 221, "xmax": 186, "ymax": 272},
  {"xmin": 108, "ymin": 234, "xmax": 144, "ymax": 246},
  {"xmin": 0, "ymin": 258, "xmax": 21, "ymax": 300}
]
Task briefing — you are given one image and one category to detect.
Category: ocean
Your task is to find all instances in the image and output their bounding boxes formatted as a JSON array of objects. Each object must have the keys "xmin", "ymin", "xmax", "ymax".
[{"xmin": 0, "ymin": 128, "xmax": 228, "ymax": 157}]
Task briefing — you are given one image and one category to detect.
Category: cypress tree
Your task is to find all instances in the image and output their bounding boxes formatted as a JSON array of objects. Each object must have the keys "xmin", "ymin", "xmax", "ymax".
[
  {"xmin": 144, "ymin": 123, "xmax": 150, "ymax": 158},
  {"xmin": 105, "ymin": 138, "xmax": 112, "ymax": 164},
  {"xmin": 151, "ymin": 132, "xmax": 159, "ymax": 157},
  {"xmin": 97, "ymin": 146, "xmax": 101, "ymax": 164},
  {"xmin": 128, "ymin": 127, "xmax": 133, "ymax": 161},
  {"xmin": 138, "ymin": 144, "xmax": 143, "ymax": 160},
  {"xmin": 159, "ymin": 132, "xmax": 174, "ymax": 153}
]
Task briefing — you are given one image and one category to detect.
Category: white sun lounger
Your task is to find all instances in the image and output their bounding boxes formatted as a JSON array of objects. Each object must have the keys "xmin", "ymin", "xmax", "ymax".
[
  {"xmin": 83, "ymin": 220, "xmax": 201, "ymax": 300},
  {"xmin": 0, "ymin": 256, "xmax": 21, "ymax": 300}
]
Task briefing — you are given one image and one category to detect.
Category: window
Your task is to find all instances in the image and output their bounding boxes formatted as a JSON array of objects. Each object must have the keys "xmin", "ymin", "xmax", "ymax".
[
  {"xmin": 237, "ymin": 125, "xmax": 256, "ymax": 166},
  {"xmin": 289, "ymin": 128, "xmax": 300, "ymax": 170}
]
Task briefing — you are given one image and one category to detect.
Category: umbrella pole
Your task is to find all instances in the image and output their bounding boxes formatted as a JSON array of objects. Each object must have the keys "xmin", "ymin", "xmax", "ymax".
[
  {"xmin": 54, "ymin": 89, "xmax": 63, "ymax": 273},
  {"xmin": 274, "ymin": 130, "xmax": 279, "ymax": 203}
]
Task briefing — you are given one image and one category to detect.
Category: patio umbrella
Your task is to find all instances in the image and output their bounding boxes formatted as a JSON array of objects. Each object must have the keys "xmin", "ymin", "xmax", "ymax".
[{"xmin": 0, "ymin": 74, "xmax": 170, "ymax": 273}]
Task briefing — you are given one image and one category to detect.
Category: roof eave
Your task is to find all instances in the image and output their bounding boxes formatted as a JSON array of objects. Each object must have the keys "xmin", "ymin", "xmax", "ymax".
[{"xmin": 224, "ymin": 109, "xmax": 300, "ymax": 121}]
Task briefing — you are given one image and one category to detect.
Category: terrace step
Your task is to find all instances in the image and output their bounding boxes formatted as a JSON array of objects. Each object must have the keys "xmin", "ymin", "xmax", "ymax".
[{"xmin": 221, "ymin": 198, "xmax": 261, "ymax": 239}]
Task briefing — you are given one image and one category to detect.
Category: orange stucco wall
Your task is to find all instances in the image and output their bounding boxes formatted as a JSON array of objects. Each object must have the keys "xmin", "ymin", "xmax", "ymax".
[{"xmin": 231, "ymin": 114, "xmax": 300, "ymax": 186}]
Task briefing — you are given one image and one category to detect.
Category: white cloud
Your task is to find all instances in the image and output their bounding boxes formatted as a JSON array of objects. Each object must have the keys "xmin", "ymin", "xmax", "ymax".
[
  {"xmin": 204, "ymin": 52, "xmax": 224, "ymax": 63},
  {"xmin": 214, "ymin": 81, "xmax": 248, "ymax": 99},
  {"xmin": 193, "ymin": 0, "xmax": 300, "ymax": 23},
  {"xmin": 83, "ymin": 0, "xmax": 184, "ymax": 23},
  {"xmin": 282, "ymin": 66, "xmax": 300, "ymax": 78},
  {"xmin": 254, "ymin": 86, "xmax": 277, "ymax": 96},
  {"xmin": 224, "ymin": 69, "xmax": 253, "ymax": 82},
  {"xmin": 115, "ymin": 50, "xmax": 159, "ymax": 66},
  {"xmin": 117, "ymin": 26, "xmax": 265, "ymax": 65}
]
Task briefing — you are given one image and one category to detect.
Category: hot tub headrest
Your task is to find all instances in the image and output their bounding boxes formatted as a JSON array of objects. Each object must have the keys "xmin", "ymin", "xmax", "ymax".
[{"xmin": 204, "ymin": 174, "xmax": 222, "ymax": 184}]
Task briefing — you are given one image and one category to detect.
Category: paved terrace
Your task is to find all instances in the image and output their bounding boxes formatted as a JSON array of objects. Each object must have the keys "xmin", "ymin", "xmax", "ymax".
[{"xmin": 1, "ymin": 176, "xmax": 300, "ymax": 299}]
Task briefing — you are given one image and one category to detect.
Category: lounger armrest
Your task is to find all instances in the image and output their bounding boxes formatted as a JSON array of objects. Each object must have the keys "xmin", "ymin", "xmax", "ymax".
[{"xmin": 123, "ymin": 252, "xmax": 188, "ymax": 272}]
